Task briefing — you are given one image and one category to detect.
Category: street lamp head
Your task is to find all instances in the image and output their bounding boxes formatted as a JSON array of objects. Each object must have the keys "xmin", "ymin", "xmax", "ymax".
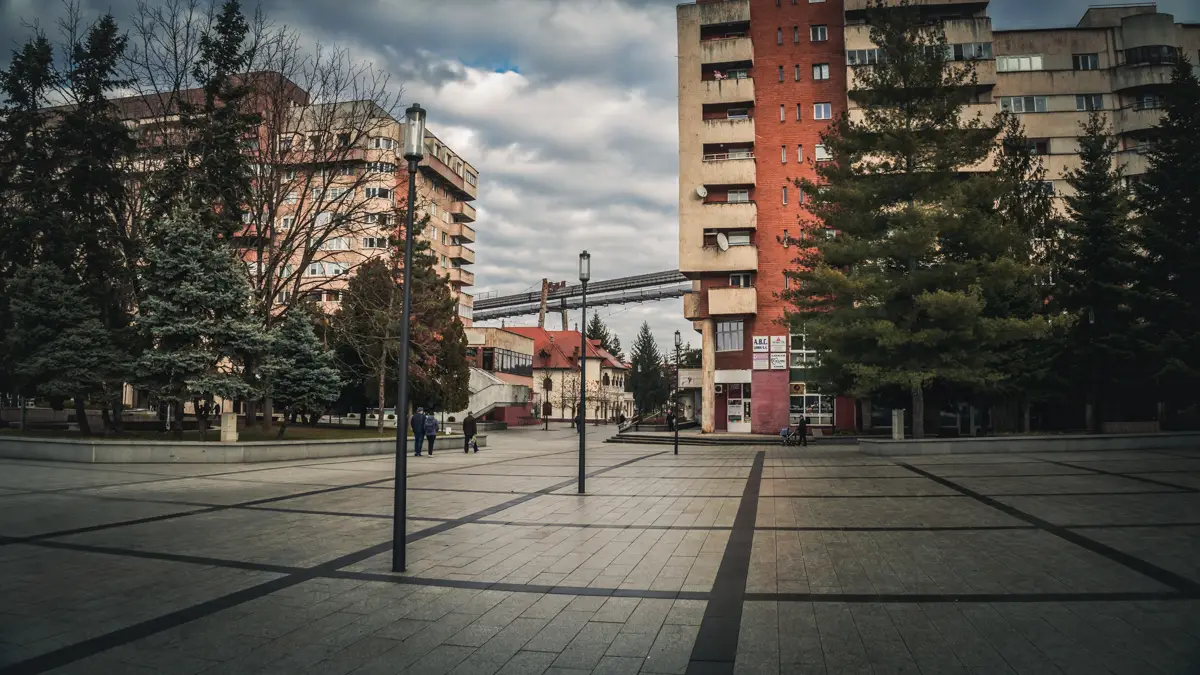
[
  {"xmin": 674, "ymin": 330, "xmax": 681, "ymax": 348},
  {"xmin": 402, "ymin": 103, "xmax": 427, "ymax": 161},
  {"xmin": 578, "ymin": 250, "xmax": 591, "ymax": 283}
]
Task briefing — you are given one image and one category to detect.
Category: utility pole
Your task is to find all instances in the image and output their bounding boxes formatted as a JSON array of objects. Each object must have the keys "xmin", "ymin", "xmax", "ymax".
[{"xmin": 537, "ymin": 278, "xmax": 549, "ymax": 329}]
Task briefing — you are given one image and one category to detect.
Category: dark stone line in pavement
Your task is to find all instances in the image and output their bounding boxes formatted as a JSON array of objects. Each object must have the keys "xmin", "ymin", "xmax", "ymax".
[
  {"xmin": 898, "ymin": 462, "xmax": 1200, "ymax": 594},
  {"xmin": 686, "ymin": 450, "xmax": 766, "ymax": 675},
  {"xmin": 322, "ymin": 570, "xmax": 712, "ymax": 600},
  {"xmin": 0, "ymin": 535, "xmax": 304, "ymax": 576},
  {"xmin": 1032, "ymin": 457, "xmax": 1200, "ymax": 493},
  {"xmin": 0, "ymin": 450, "xmax": 666, "ymax": 675},
  {"xmin": 744, "ymin": 590, "xmax": 1196, "ymax": 603}
]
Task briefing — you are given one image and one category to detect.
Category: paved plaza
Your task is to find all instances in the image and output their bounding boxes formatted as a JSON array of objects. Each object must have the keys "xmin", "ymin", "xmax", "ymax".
[{"xmin": 1, "ymin": 427, "xmax": 1199, "ymax": 674}]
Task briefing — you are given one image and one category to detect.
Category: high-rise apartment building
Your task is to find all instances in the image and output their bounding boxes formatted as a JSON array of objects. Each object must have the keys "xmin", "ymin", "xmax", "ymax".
[{"xmin": 677, "ymin": 0, "xmax": 1193, "ymax": 434}]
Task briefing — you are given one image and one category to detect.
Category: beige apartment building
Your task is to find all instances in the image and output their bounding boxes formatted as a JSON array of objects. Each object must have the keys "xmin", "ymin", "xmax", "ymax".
[
  {"xmin": 413, "ymin": 131, "xmax": 479, "ymax": 325},
  {"xmin": 676, "ymin": 0, "xmax": 1193, "ymax": 434}
]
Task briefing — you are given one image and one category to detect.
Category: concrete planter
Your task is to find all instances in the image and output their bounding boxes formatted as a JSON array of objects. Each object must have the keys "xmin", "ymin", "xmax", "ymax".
[
  {"xmin": 0, "ymin": 434, "xmax": 487, "ymax": 464},
  {"xmin": 859, "ymin": 431, "xmax": 1200, "ymax": 456}
]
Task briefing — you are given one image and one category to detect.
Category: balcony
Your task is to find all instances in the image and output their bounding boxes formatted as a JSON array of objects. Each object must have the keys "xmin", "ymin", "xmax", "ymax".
[
  {"xmin": 447, "ymin": 267, "xmax": 475, "ymax": 286},
  {"xmin": 448, "ymin": 221, "xmax": 477, "ymax": 243},
  {"xmin": 702, "ymin": 117, "xmax": 754, "ymax": 144},
  {"xmin": 693, "ymin": 201, "xmax": 757, "ymax": 230},
  {"xmin": 1113, "ymin": 105, "xmax": 1165, "ymax": 134},
  {"xmin": 1113, "ymin": 63, "xmax": 1174, "ymax": 91},
  {"xmin": 701, "ymin": 78, "xmax": 754, "ymax": 106},
  {"xmin": 701, "ymin": 36, "xmax": 752, "ymax": 65},
  {"xmin": 680, "ymin": 242, "xmax": 757, "ymax": 274},
  {"xmin": 700, "ymin": 154, "xmax": 755, "ymax": 185},
  {"xmin": 450, "ymin": 202, "xmax": 477, "ymax": 223},
  {"xmin": 698, "ymin": 0, "xmax": 749, "ymax": 26},
  {"xmin": 683, "ymin": 292, "xmax": 703, "ymax": 321},
  {"xmin": 418, "ymin": 152, "xmax": 478, "ymax": 201},
  {"xmin": 845, "ymin": 0, "xmax": 983, "ymax": 10},
  {"xmin": 708, "ymin": 286, "xmax": 757, "ymax": 316},
  {"xmin": 448, "ymin": 244, "xmax": 476, "ymax": 265}
]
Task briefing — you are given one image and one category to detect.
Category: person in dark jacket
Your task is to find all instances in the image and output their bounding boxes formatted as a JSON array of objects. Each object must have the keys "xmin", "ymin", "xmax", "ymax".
[
  {"xmin": 410, "ymin": 407, "xmax": 427, "ymax": 457},
  {"xmin": 462, "ymin": 412, "xmax": 478, "ymax": 453},
  {"xmin": 797, "ymin": 416, "xmax": 808, "ymax": 447},
  {"xmin": 423, "ymin": 414, "xmax": 439, "ymax": 454}
]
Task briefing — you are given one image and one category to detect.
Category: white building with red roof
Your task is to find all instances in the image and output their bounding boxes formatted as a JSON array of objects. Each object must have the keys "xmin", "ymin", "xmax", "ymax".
[{"xmin": 505, "ymin": 327, "xmax": 633, "ymax": 423}]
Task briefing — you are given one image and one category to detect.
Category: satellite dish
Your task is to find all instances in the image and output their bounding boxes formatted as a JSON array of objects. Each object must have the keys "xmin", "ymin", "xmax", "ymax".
[
  {"xmin": 695, "ymin": 185, "xmax": 708, "ymax": 199},
  {"xmin": 716, "ymin": 232, "xmax": 730, "ymax": 251}
]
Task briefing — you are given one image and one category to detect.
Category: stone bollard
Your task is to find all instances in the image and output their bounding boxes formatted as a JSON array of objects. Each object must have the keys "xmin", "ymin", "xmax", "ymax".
[
  {"xmin": 220, "ymin": 412, "xmax": 239, "ymax": 443},
  {"xmin": 892, "ymin": 409, "xmax": 905, "ymax": 440}
]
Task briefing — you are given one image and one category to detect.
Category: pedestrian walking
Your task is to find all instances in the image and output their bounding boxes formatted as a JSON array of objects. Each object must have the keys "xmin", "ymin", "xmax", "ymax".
[
  {"xmin": 797, "ymin": 416, "xmax": 808, "ymax": 447},
  {"xmin": 666, "ymin": 410, "xmax": 676, "ymax": 432},
  {"xmin": 462, "ymin": 412, "xmax": 479, "ymax": 453},
  {"xmin": 423, "ymin": 413, "xmax": 439, "ymax": 455},
  {"xmin": 410, "ymin": 407, "xmax": 427, "ymax": 457}
]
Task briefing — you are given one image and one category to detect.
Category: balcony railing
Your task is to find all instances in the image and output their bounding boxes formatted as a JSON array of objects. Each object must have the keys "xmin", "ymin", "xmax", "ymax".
[
  {"xmin": 448, "ymin": 244, "xmax": 476, "ymax": 265},
  {"xmin": 447, "ymin": 267, "xmax": 475, "ymax": 286},
  {"xmin": 702, "ymin": 152, "xmax": 754, "ymax": 161},
  {"xmin": 450, "ymin": 202, "xmax": 477, "ymax": 223},
  {"xmin": 448, "ymin": 222, "xmax": 477, "ymax": 243}
]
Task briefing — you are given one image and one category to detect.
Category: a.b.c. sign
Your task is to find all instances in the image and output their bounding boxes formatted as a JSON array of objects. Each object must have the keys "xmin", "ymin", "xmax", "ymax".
[{"xmin": 752, "ymin": 336, "xmax": 769, "ymax": 353}]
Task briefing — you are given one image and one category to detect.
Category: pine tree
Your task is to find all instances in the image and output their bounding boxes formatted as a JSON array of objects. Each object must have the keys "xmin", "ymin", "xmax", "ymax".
[
  {"xmin": 629, "ymin": 322, "xmax": 667, "ymax": 415},
  {"xmin": 608, "ymin": 335, "xmax": 624, "ymax": 362},
  {"xmin": 135, "ymin": 206, "xmax": 264, "ymax": 438},
  {"xmin": 263, "ymin": 311, "xmax": 342, "ymax": 438},
  {"xmin": 333, "ymin": 257, "xmax": 398, "ymax": 432},
  {"xmin": 407, "ymin": 237, "xmax": 468, "ymax": 413},
  {"xmin": 1135, "ymin": 55, "xmax": 1200, "ymax": 422},
  {"xmin": 585, "ymin": 313, "xmax": 624, "ymax": 360},
  {"xmin": 785, "ymin": 1, "xmax": 1043, "ymax": 437},
  {"xmin": 1057, "ymin": 112, "xmax": 1142, "ymax": 431}
]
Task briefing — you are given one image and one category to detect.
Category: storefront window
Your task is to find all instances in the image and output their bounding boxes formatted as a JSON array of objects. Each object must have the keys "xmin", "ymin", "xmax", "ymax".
[{"xmin": 789, "ymin": 333, "xmax": 832, "ymax": 425}]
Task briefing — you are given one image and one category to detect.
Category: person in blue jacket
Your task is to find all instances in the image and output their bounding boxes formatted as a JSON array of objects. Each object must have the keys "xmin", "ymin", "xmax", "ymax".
[
  {"xmin": 423, "ymin": 413, "xmax": 439, "ymax": 455},
  {"xmin": 410, "ymin": 407, "xmax": 427, "ymax": 457}
]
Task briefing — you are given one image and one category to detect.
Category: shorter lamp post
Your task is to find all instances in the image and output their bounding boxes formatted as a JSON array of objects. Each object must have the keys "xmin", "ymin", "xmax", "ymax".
[
  {"xmin": 674, "ymin": 330, "xmax": 681, "ymax": 455},
  {"xmin": 578, "ymin": 250, "xmax": 590, "ymax": 493}
]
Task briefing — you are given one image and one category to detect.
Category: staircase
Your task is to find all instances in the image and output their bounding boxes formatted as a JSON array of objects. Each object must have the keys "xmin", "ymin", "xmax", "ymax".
[{"xmin": 445, "ymin": 368, "xmax": 531, "ymax": 421}]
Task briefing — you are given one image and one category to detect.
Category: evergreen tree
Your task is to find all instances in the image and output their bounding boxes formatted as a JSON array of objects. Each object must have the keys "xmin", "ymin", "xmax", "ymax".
[
  {"xmin": 1057, "ymin": 112, "xmax": 1142, "ymax": 431},
  {"xmin": 784, "ymin": 1, "xmax": 1042, "ymax": 437},
  {"xmin": 628, "ymin": 322, "xmax": 668, "ymax": 415},
  {"xmin": 609, "ymin": 335, "xmax": 624, "ymax": 362},
  {"xmin": 1135, "ymin": 55, "xmax": 1200, "ymax": 422},
  {"xmin": 333, "ymin": 257, "xmax": 398, "ymax": 432},
  {"xmin": 263, "ymin": 311, "xmax": 342, "ymax": 438},
  {"xmin": 407, "ymin": 237, "xmax": 469, "ymax": 413},
  {"xmin": 135, "ymin": 206, "xmax": 264, "ymax": 438},
  {"xmin": 585, "ymin": 313, "xmax": 624, "ymax": 360}
]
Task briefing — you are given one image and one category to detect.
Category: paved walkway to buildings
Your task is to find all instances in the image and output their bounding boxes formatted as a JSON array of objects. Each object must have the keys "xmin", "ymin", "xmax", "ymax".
[{"xmin": 1, "ymin": 426, "xmax": 1199, "ymax": 674}]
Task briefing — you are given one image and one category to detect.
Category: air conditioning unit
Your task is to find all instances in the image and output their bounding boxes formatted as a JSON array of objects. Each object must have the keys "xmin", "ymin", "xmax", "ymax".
[{"xmin": 714, "ymin": 384, "xmax": 724, "ymax": 395}]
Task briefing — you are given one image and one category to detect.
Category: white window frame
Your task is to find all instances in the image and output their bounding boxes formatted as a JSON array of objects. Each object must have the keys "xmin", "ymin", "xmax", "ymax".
[
  {"xmin": 815, "ymin": 144, "xmax": 833, "ymax": 162},
  {"xmin": 780, "ymin": 105, "xmax": 786, "ymax": 122},
  {"xmin": 814, "ymin": 103, "xmax": 832, "ymax": 120},
  {"xmin": 794, "ymin": 64, "xmax": 801, "ymax": 81},
  {"xmin": 362, "ymin": 236, "xmax": 386, "ymax": 249},
  {"xmin": 727, "ymin": 189, "xmax": 750, "ymax": 204},
  {"xmin": 365, "ymin": 187, "xmax": 393, "ymax": 200},
  {"xmin": 999, "ymin": 96, "xmax": 1048, "ymax": 114},
  {"xmin": 812, "ymin": 63, "xmax": 830, "ymax": 80},
  {"xmin": 320, "ymin": 237, "xmax": 349, "ymax": 251},
  {"xmin": 716, "ymin": 321, "xmax": 744, "ymax": 352},
  {"xmin": 782, "ymin": 186, "xmax": 788, "ymax": 205},
  {"xmin": 371, "ymin": 137, "xmax": 395, "ymax": 150},
  {"xmin": 730, "ymin": 273, "xmax": 752, "ymax": 288},
  {"xmin": 781, "ymin": 145, "xmax": 787, "ymax": 163},
  {"xmin": 727, "ymin": 231, "xmax": 752, "ymax": 246},
  {"xmin": 1075, "ymin": 94, "xmax": 1104, "ymax": 111},
  {"xmin": 727, "ymin": 108, "xmax": 749, "ymax": 120},
  {"xmin": 996, "ymin": 55, "xmax": 1044, "ymax": 72},
  {"xmin": 797, "ymin": 145, "xmax": 804, "ymax": 162},
  {"xmin": 811, "ymin": 25, "xmax": 827, "ymax": 42}
]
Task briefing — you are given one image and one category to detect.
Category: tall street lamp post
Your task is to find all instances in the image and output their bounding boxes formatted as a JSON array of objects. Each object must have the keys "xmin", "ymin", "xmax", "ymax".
[
  {"xmin": 674, "ymin": 330, "xmax": 681, "ymax": 456},
  {"xmin": 392, "ymin": 102, "xmax": 426, "ymax": 573},
  {"xmin": 578, "ymin": 250, "xmax": 590, "ymax": 494}
]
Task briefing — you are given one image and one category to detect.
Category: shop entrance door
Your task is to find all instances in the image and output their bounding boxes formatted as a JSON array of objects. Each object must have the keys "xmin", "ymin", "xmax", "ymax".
[{"xmin": 726, "ymin": 382, "xmax": 751, "ymax": 433}]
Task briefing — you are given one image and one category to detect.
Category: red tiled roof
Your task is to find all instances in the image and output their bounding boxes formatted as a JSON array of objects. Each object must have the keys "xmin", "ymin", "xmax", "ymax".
[{"xmin": 505, "ymin": 327, "xmax": 629, "ymax": 371}]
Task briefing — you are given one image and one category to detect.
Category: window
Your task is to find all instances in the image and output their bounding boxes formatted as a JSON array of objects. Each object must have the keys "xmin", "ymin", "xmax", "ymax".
[
  {"xmin": 1072, "ymin": 53, "xmax": 1099, "ymax": 70},
  {"xmin": 811, "ymin": 25, "xmax": 827, "ymax": 42},
  {"xmin": 324, "ymin": 291, "xmax": 342, "ymax": 302},
  {"xmin": 717, "ymin": 321, "xmax": 744, "ymax": 352},
  {"xmin": 1123, "ymin": 45, "xmax": 1178, "ymax": 66},
  {"xmin": 780, "ymin": 105, "xmax": 786, "ymax": 122},
  {"xmin": 846, "ymin": 48, "xmax": 882, "ymax": 66},
  {"xmin": 727, "ymin": 189, "xmax": 750, "ymax": 203},
  {"xmin": 1030, "ymin": 181, "xmax": 1055, "ymax": 195},
  {"xmin": 951, "ymin": 42, "xmax": 993, "ymax": 61},
  {"xmin": 278, "ymin": 137, "xmax": 292, "ymax": 152},
  {"xmin": 796, "ymin": 104, "xmax": 802, "ymax": 121},
  {"xmin": 814, "ymin": 102, "xmax": 832, "ymax": 120},
  {"xmin": 336, "ymin": 133, "xmax": 351, "ymax": 147},
  {"xmin": 730, "ymin": 273, "xmax": 752, "ymax": 288},
  {"xmin": 371, "ymin": 137, "xmax": 395, "ymax": 150},
  {"xmin": 793, "ymin": 26, "xmax": 799, "ymax": 44},
  {"xmin": 996, "ymin": 55, "xmax": 1044, "ymax": 72},
  {"xmin": 781, "ymin": 145, "xmax": 787, "ymax": 163},
  {"xmin": 338, "ymin": 164, "xmax": 355, "ymax": 176},
  {"xmin": 797, "ymin": 145, "xmax": 804, "ymax": 162},
  {"xmin": 727, "ymin": 108, "xmax": 749, "ymax": 120},
  {"xmin": 794, "ymin": 64, "xmax": 801, "ymax": 81},
  {"xmin": 1029, "ymin": 139, "xmax": 1049, "ymax": 155},
  {"xmin": 1135, "ymin": 94, "xmax": 1161, "ymax": 110},
  {"xmin": 727, "ymin": 68, "xmax": 748, "ymax": 79},
  {"xmin": 778, "ymin": 65, "xmax": 784, "ymax": 82},
  {"xmin": 777, "ymin": 27, "xmax": 783, "ymax": 45},
  {"xmin": 362, "ymin": 237, "xmax": 387, "ymax": 249},
  {"xmin": 466, "ymin": 172, "xmax": 477, "ymax": 186},
  {"xmin": 279, "ymin": 216, "xmax": 294, "ymax": 230},
  {"xmin": 1076, "ymin": 94, "xmax": 1104, "ymax": 111},
  {"xmin": 283, "ymin": 169, "xmax": 297, "ymax": 181},
  {"xmin": 727, "ymin": 231, "xmax": 752, "ymax": 246},
  {"xmin": 815, "ymin": 144, "xmax": 832, "ymax": 161},
  {"xmin": 284, "ymin": 193, "xmax": 299, "ymax": 204},
  {"xmin": 812, "ymin": 63, "xmax": 830, "ymax": 80},
  {"xmin": 998, "ymin": 96, "xmax": 1048, "ymax": 114},
  {"xmin": 365, "ymin": 187, "xmax": 393, "ymax": 200},
  {"xmin": 320, "ymin": 237, "xmax": 349, "ymax": 251}
]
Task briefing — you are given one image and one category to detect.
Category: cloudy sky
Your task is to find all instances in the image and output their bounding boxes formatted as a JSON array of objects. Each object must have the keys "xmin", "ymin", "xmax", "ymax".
[{"xmin": 3, "ymin": 0, "xmax": 1198, "ymax": 354}]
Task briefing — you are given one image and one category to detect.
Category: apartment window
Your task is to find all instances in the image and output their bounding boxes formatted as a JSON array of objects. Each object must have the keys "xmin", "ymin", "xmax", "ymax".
[
  {"xmin": 809, "ymin": 0, "xmax": 825, "ymax": 3},
  {"xmin": 794, "ymin": 64, "xmax": 801, "ymax": 81},
  {"xmin": 811, "ymin": 25, "xmax": 827, "ymax": 42},
  {"xmin": 796, "ymin": 104, "xmax": 802, "ymax": 121},
  {"xmin": 951, "ymin": 42, "xmax": 993, "ymax": 60},
  {"xmin": 846, "ymin": 48, "xmax": 882, "ymax": 66},
  {"xmin": 279, "ymin": 216, "xmax": 294, "ymax": 230},
  {"xmin": 278, "ymin": 137, "xmax": 292, "ymax": 152},
  {"xmin": 793, "ymin": 26, "xmax": 800, "ymax": 44},
  {"xmin": 1031, "ymin": 181, "xmax": 1055, "ymax": 195},
  {"xmin": 1072, "ymin": 53, "xmax": 1099, "ymax": 70},
  {"xmin": 337, "ymin": 164, "xmax": 355, "ymax": 176},
  {"xmin": 778, "ymin": 65, "xmax": 784, "ymax": 82},
  {"xmin": 727, "ymin": 231, "xmax": 752, "ymax": 246},
  {"xmin": 362, "ymin": 237, "xmax": 386, "ymax": 249},
  {"xmin": 365, "ymin": 187, "xmax": 393, "ymax": 200},
  {"xmin": 716, "ymin": 321, "xmax": 744, "ymax": 352},
  {"xmin": 727, "ymin": 68, "xmax": 749, "ymax": 79},
  {"xmin": 727, "ymin": 189, "xmax": 750, "ymax": 204},
  {"xmin": 371, "ymin": 137, "xmax": 395, "ymax": 150},
  {"xmin": 996, "ymin": 55, "xmax": 1044, "ymax": 72},
  {"xmin": 813, "ymin": 63, "xmax": 830, "ymax": 80},
  {"xmin": 1029, "ymin": 139, "xmax": 1049, "ymax": 155},
  {"xmin": 999, "ymin": 96, "xmax": 1048, "ymax": 114},
  {"xmin": 797, "ymin": 145, "xmax": 804, "ymax": 162},
  {"xmin": 815, "ymin": 144, "xmax": 832, "ymax": 161},
  {"xmin": 781, "ymin": 145, "xmax": 787, "ymax": 163},
  {"xmin": 324, "ymin": 291, "xmax": 342, "ymax": 302},
  {"xmin": 320, "ymin": 237, "xmax": 350, "ymax": 251},
  {"xmin": 1076, "ymin": 94, "xmax": 1104, "ymax": 111},
  {"xmin": 284, "ymin": 193, "xmax": 299, "ymax": 204},
  {"xmin": 777, "ymin": 27, "xmax": 783, "ymax": 45},
  {"xmin": 466, "ymin": 172, "xmax": 477, "ymax": 186},
  {"xmin": 813, "ymin": 103, "xmax": 832, "ymax": 120},
  {"xmin": 336, "ymin": 133, "xmax": 351, "ymax": 147},
  {"xmin": 727, "ymin": 108, "xmax": 749, "ymax": 120},
  {"xmin": 730, "ymin": 273, "xmax": 752, "ymax": 288},
  {"xmin": 780, "ymin": 105, "xmax": 786, "ymax": 122},
  {"xmin": 1135, "ymin": 94, "xmax": 1161, "ymax": 110},
  {"xmin": 1123, "ymin": 45, "xmax": 1178, "ymax": 66},
  {"xmin": 782, "ymin": 186, "xmax": 788, "ymax": 205}
]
